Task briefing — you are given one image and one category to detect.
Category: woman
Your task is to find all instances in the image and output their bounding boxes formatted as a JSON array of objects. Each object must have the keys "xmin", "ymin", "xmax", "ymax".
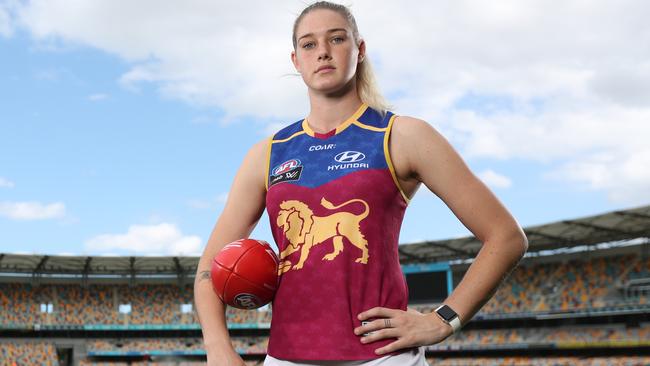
[{"xmin": 194, "ymin": 2, "xmax": 528, "ymax": 365}]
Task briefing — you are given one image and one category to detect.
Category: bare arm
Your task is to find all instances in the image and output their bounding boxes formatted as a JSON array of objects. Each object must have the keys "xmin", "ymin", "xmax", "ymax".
[
  {"xmin": 394, "ymin": 116, "xmax": 528, "ymax": 324},
  {"xmin": 356, "ymin": 116, "xmax": 528, "ymax": 354},
  {"xmin": 194, "ymin": 138, "xmax": 269, "ymax": 363}
]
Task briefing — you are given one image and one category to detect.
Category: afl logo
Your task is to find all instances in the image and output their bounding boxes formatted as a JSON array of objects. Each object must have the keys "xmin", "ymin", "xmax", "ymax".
[
  {"xmin": 334, "ymin": 151, "xmax": 365, "ymax": 163},
  {"xmin": 234, "ymin": 293, "xmax": 262, "ymax": 309},
  {"xmin": 273, "ymin": 159, "xmax": 301, "ymax": 175}
]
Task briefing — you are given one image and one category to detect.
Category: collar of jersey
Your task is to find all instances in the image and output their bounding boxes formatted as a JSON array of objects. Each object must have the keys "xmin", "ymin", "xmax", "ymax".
[{"xmin": 301, "ymin": 103, "xmax": 368, "ymax": 138}]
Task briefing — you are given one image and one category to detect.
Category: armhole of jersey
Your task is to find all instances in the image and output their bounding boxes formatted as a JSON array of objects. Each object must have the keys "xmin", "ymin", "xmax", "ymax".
[
  {"xmin": 264, "ymin": 136, "xmax": 273, "ymax": 191},
  {"xmin": 384, "ymin": 114, "xmax": 410, "ymax": 205}
]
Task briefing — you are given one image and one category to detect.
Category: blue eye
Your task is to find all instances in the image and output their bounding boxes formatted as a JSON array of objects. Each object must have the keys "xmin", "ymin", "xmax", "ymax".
[
  {"xmin": 302, "ymin": 42, "xmax": 315, "ymax": 49},
  {"xmin": 332, "ymin": 36, "xmax": 345, "ymax": 44}
]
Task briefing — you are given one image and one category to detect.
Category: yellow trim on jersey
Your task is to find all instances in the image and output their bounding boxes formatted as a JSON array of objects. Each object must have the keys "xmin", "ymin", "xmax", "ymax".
[
  {"xmin": 352, "ymin": 120, "xmax": 387, "ymax": 132},
  {"xmin": 264, "ymin": 136, "xmax": 273, "ymax": 191},
  {"xmin": 301, "ymin": 119, "xmax": 315, "ymax": 136},
  {"xmin": 272, "ymin": 130, "xmax": 306, "ymax": 144},
  {"xmin": 384, "ymin": 114, "xmax": 410, "ymax": 204},
  {"xmin": 302, "ymin": 103, "xmax": 369, "ymax": 137}
]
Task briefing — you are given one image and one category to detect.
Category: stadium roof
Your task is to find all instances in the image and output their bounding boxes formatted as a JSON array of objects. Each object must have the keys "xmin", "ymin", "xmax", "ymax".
[
  {"xmin": 1, "ymin": 205, "xmax": 649, "ymax": 277},
  {"xmin": 0, "ymin": 254, "xmax": 197, "ymax": 279},
  {"xmin": 398, "ymin": 204, "xmax": 650, "ymax": 263}
]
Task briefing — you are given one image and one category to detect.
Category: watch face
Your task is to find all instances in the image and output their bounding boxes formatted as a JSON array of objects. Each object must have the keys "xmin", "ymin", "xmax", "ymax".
[{"xmin": 437, "ymin": 305, "xmax": 457, "ymax": 322}]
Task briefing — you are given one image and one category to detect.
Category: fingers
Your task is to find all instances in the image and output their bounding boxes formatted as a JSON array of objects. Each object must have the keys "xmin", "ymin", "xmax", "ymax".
[
  {"xmin": 354, "ymin": 317, "xmax": 401, "ymax": 336},
  {"xmin": 374, "ymin": 337, "xmax": 412, "ymax": 355},
  {"xmin": 359, "ymin": 327, "xmax": 400, "ymax": 345},
  {"xmin": 354, "ymin": 308, "xmax": 426, "ymax": 356},
  {"xmin": 354, "ymin": 308, "xmax": 451, "ymax": 356},
  {"xmin": 357, "ymin": 306, "xmax": 399, "ymax": 321}
]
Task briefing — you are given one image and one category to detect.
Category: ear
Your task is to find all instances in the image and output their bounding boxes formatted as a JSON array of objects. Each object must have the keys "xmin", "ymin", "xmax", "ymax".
[
  {"xmin": 291, "ymin": 50, "xmax": 301, "ymax": 73},
  {"xmin": 357, "ymin": 39, "xmax": 366, "ymax": 64}
]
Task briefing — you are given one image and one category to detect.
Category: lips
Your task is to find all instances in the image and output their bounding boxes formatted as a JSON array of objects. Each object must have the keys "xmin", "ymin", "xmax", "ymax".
[{"xmin": 316, "ymin": 65, "xmax": 335, "ymax": 73}]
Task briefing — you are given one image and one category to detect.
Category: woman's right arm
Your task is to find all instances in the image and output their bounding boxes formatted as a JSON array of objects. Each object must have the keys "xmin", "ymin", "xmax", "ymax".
[{"xmin": 194, "ymin": 138, "xmax": 269, "ymax": 365}]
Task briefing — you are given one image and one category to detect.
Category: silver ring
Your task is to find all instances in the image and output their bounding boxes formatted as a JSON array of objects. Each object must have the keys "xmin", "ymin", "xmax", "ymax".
[{"xmin": 385, "ymin": 318, "xmax": 392, "ymax": 328}]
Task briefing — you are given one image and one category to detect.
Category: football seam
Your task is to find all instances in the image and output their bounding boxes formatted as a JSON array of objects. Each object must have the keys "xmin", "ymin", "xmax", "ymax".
[{"xmin": 222, "ymin": 242, "xmax": 264, "ymax": 302}]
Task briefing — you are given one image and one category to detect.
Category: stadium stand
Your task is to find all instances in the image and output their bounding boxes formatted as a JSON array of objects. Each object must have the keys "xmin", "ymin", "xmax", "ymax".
[
  {"xmin": 2, "ymin": 255, "xmax": 648, "ymax": 328},
  {"xmin": 473, "ymin": 254, "xmax": 650, "ymax": 315},
  {"xmin": 75, "ymin": 323, "xmax": 650, "ymax": 354},
  {"xmin": 76, "ymin": 361, "xmax": 263, "ymax": 366},
  {"xmin": 1, "ymin": 205, "xmax": 649, "ymax": 365},
  {"xmin": 0, "ymin": 341, "xmax": 59, "ymax": 366},
  {"xmin": 425, "ymin": 357, "xmax": 650, "ymax": 365}
]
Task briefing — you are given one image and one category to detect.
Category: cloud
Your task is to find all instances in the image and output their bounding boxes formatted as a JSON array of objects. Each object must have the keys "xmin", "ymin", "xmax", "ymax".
[
  {"xmin": 548, "ymin": 149, "xmax": 650, "ymax": 204},
  {"xmin": 589, "ymin": 64, "xmax": 650, "ymax": 107},
  {"xmin": 190, "ymin": 115, "xmax": 214, "ymax": 125},
  {"xmin": 0, "ymin": 7, "xmax": 11, "ymax": 37},
  {"xmin": 478, "ymin": 169, "xmax": 512, "ymax": 189},
  {"xmin": 16, "ymin": 0, "xmax": 307, "ymax": 122},
  {"xmin": 0, "ymin": 0, "xmax": 18, "ymax": 37},
  {"xmin": 0, "ymin": 201, "xmax": 66, "ymax": 220},
  {"xmin": 216, "ymin": 192, "xmax": 229, "ymax": 204},
  {"xmin": 446, "ymin": 105, "xmax": 650, "ymax": 204},
  {"xmin": 186, "ymin": 192, "xmax": 229, "ymax": 210},
  {"xmin": 11, "ymin": 0, "xmax": 650, "ymax": 116},
  {"xmin": 8, "ymin": 0, "xmax": 650, "ymax": 203},
  {"xmin": 84, "ymin": 222, "xmax": 203, "ymax": 256},
  {"xmin": 32, "ymin": 67, "xmax": 76, "ymax": 82},
  {"xmin": 87, "ymin": 93, "xmax": 108, "ymax": 101},
  {"xmin": 264, "ymin": 121, "xmax": 292, "ymax": 137},
  {"xmin": 448, "ymin": 106, "xmax": 650, "ymax": 161},
  {"xmin": 0, "ymin": 177, "xmax": 15, "ymax": 188}
]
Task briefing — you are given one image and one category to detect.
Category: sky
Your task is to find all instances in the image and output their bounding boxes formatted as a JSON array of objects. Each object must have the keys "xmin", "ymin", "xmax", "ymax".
[{"xmin": 1, "ymin": 0, "xmax": 649, "ymax": 257}]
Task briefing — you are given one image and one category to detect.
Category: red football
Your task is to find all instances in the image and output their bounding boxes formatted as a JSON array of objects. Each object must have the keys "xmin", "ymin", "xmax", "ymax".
[{"xmin": 211, "ymin": 238, "xmax": 279, "ymax": 309}]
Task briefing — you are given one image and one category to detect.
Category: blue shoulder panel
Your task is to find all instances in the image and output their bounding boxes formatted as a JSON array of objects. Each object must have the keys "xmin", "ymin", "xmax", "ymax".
[
  {"xmin": 356, "ymin": 108, "xmax": 393, "ymax": 128},
  {"xmin": 273, "ymin": 119, "xmax": 304, "ymax": 140}
]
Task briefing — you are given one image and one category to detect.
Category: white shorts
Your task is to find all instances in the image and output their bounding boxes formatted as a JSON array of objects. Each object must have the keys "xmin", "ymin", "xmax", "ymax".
[{"xmin": 263, "ymin": 346, "xmax": 428, "ymax": 366}]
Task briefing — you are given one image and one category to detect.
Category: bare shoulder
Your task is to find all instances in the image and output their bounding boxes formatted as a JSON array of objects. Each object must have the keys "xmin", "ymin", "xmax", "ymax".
[
  {"xmin": 390, "ymin": 115, "xmax": 452, "ymax": 180},
  {"xmin": 241, "ymin": 136, "xmax": 272, "ymax": 170},
  {"xmin": 392, "ymin": 115, "xmax": 444, "ymax": 142},
  {"xmin": 248, "ymin": 137, "xmax": 271, "ymax": 158},
  {"xmin": 232, "ymin": 136, "xmax": 273, "ymax": 191}
]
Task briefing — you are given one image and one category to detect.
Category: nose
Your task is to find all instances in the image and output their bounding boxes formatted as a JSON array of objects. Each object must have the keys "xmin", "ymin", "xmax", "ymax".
[{"xmin": 317, "ymin": 43, "xmax": 331, "ymax": 61}]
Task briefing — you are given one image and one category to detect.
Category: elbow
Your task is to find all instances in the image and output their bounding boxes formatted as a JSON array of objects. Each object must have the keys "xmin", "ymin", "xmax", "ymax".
[
  {"xmin": 510, "ymin": 226, "xmax": 528, "ymax": 262},
  {"xmin": 490, "ymin": 226, "xmax": 528, "ymax": 261},
  {"xmin": 519, "ymin": 231, "xmax": 529, "ymax": 258}
]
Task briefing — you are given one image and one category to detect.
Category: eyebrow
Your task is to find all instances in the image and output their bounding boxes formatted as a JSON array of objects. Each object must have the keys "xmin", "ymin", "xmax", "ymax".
[{"xmin": 297, "ymin": 28, "xmax": 348, "ymax": 42}]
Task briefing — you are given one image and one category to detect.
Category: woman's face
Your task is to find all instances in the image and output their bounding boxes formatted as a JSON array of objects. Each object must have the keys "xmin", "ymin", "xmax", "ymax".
[{"xmin": 292, "ymin": 9, "xmax": 364, "ymax": 95}]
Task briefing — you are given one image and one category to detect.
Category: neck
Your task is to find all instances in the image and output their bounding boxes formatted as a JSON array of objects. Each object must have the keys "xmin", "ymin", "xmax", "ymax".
[{"xmin": 306, "ymin": 80, "xmax": 363, "ymax": 134}]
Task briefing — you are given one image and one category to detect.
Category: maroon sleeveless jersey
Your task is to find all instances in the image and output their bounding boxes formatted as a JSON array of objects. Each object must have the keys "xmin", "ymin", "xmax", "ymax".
[{"xmin": 264, "ymin": 104, "xmax": 410, "ymax": 360}]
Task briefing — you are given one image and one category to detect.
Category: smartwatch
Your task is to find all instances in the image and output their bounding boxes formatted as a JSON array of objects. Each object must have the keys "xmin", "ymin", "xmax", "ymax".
[{"xmin": 434, "ymin": 304, "xmax": 462, "ymax": 334}]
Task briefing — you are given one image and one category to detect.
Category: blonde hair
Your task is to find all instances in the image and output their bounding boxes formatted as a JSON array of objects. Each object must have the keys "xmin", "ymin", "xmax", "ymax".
[{"xmin": 292, "ymin": 1, "xmax": 392, "ymax": 113}]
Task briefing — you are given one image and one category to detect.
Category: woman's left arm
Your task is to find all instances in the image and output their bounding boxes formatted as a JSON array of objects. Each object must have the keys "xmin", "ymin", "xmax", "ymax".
[{"xmin": 355, "ymin": 116, "xmax": 529, "ymax": 355}]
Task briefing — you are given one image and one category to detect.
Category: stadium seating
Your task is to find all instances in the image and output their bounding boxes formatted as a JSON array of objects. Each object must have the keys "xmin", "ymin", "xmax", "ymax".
[
  {"xmin": 2, "ymin": 254, "xmax": 649, "ymax": 365},
  {"xmin": 86, "ymin": 337, "xmax": 267, "ymax": 354},
  {"xmin": 0, "ymin": 283, "xmax": 49, "ymax": 326},
  {"xmin": 0, "ymin": 284, "xmax": 196, "ymax": 326},
  {"xmin": 74, "ymin": 322, "xmax": 650, "ymax": 356},
  {"xmin": 72, "ymin": 358, "xmax": 650, "ymax": 366},
  {"xmin": 2, "ymin": 255, "xmax": 649, "ymax": 328},
  {"xmin": 474, "ymin": 254, "xmax": 650, "ymax": 315},
  {"xmin": 88, "ymin": 338, "xmax": 203, "ymax": 353},
  {"xmin": 425, "ymin": 357, "xmax": 650, "ymax": 366},
  {"xmin": 0, "ymin": 341, "xmax": 59, "ymax": 366},
  {"xmin": 78, "ymin": 362, "xmax": 262, "ymax": 366},
  {"xmin": 431, "ymin": 324, "xmax": 650, "ymax": 349}
]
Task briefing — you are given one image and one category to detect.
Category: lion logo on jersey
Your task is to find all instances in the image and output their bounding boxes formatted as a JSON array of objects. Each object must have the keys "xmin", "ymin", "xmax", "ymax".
[{"xmin": 276, "ymin": 197, "xmax": 369, "ymax": 273}]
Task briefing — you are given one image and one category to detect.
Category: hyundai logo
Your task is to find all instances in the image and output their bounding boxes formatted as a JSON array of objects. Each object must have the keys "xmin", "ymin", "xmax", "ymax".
[{"xmin": 334, "ymin": 151, "xmax": 366, "ymax": 163}]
